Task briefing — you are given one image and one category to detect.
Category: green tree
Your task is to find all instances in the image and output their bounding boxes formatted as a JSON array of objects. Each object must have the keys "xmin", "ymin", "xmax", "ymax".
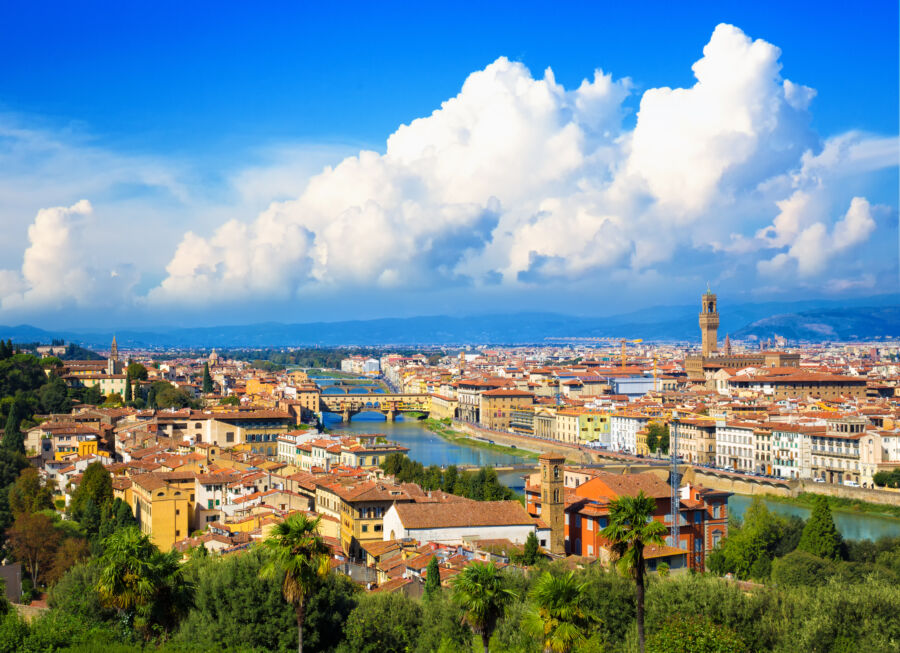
[
  {"xmin": 646, "ymin": 614, "xmax": 746, "ymax": 653},
  {"xmin": 797, "ymin": 496, "xmax": 841, "ymax": 560},
  {"xmin": 451, "ymin": 561, "xmax": 516, "ymax": 653},
  {"xmin": 522, "ymin": 531, "xmax": 542, "ymax": 566},
  {"xmin": 8, "ymin": 467, "xmax": 54, "ymax": 516},
  {"xmin": 68, "ymin": 461, "xmax": 113, "ymax": 525},
  {"xmin": 8, "ymin": 511, "xmax": 61, "ymax": 585},
  {"xmin": 45, "ymin": 536, "xmax": 91, "ymax": 585},
  {"xmin": 96, "ymin": 526, "xmax": 191, "ymax": 638},
  {"xmin": 154, "ymin": 384, "xmax": 195, "ymax": 409},
  {"xmin": 126, "ymin": 362, "xmax": 148, "ymax": 381},
  {"xmin": 123, "ymin": 375, "xmax": 132, "ymax": 403},
  {"xmin": 202, "ymin": 363, "xmax": 214, "ymax": 394},
  {"xmin": 600, "ymin": 491, "xmax": 667, "ymax": 653},
  {"xmin": 0, "ymin": 449, "xmax": 29, "ymax": 534},
  {"xmin": 707, "ymin": 497, "xmax": 787, "ymax": 581},
  {"xmin": 424, "ymin": 555, "xmax": 442, "ymax": 599},
  {"xmin": 102, "ymin": 392, "xmax": 124, "ymax": 407},
  {"xmin": 38, "ymin": 376, "xmax": 71, "ymax": 415},
  {"xmin": 338, "ymin": 592, "xmax": 422, "ymax": 653},
  {"xmin": 2, "ymin": 401, "xmax": 24, "ymax": 454},
  {"xmin": 261, "ymin": 513, "xmax": 331, "ymax": 653},
  {"xmin": 40, "ymin": 356, "xmax": 63, "ymax": 369},
  {"xmin": 524, "ymin": 570, "xmax": 599, "ymax": 653},
  {"xmin": 770, "ymin": 550, "xmax": 834, "ymax": 587},
  {"xmin": 442, "ymin": 465, "xmax": 458, "ymax": 494},
  {"xmin": 646, "ymin": 423, "xmax": 669, "ymax": 454},
  {"xmin": 47, "ymin": 561, "xmax": 115, "ymax": 626},
  {"xmin": 219, "ymin": 395, "xmax": 239, "ymax": 406}
]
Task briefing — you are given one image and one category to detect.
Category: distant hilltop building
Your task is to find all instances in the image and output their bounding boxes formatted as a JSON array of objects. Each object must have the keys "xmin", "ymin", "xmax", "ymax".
[{"xmin": 685, "ymin": 288, "xmax": 799, "ymax": 381}]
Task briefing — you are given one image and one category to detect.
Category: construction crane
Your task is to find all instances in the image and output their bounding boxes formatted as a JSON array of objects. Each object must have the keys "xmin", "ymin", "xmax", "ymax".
[{"xmin": 544, "ymin": 336, "xmax": 643, "ymax": 369}]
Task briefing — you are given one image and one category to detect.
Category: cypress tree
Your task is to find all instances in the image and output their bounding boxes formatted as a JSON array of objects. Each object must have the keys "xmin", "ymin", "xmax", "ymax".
[
  {"xmin": 424, "ymin": 555, "xmax": 441, "ymax": 598},
  {"xmin": 522, "ymin": 531, "xmax": 541, "ymax": 565},
  {"xmin": 797, "ymin": 495, "xmax": 842, "ymax": 560},
  {"xmin": 124, "ymin": 373, "xmax": 133, "ymax": 402},
  {"xmin": 202, "ymin": 362, "xmax": 214, "ymax": 394},
  {"xmin": 3, "ymin": 401, "xmax": 25, "ymax": 454}
]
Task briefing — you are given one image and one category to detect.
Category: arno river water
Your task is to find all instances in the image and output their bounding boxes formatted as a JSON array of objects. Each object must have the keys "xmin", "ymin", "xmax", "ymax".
[{"xmin": 324, "ymin": 413, "xmax": 900, "ymax": 542}]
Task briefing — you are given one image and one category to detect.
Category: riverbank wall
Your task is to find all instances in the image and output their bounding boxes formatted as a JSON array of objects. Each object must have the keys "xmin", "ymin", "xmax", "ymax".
[
  {"xmin": 448, "ymin": 421, "xmax": 900, "ymax": 508},
  {"xmin": 686, "ymin": 470, "xmax": 900, "ymax": 507},
  {"xmin": 449, "ymin": 421, "xmax": 598, "ymax": 463}
]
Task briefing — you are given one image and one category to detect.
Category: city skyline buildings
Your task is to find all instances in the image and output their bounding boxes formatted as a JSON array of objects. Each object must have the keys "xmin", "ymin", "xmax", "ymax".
[{"xmin": 0, "ymin": 3, "xmax": 897, "ymax": 329}]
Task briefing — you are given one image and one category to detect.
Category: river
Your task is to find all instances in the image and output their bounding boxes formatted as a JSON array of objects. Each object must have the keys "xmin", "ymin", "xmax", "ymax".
[
  {"xmin": 324, "ymin": 413, "xmax": 900, "ymax": 541},
  {"xmin": 728, "ymin": 494, "xmax": 900, "ymax": 542},
  {"xmin": 322, "ymin": 413, "xmax": 531, "ymax": 492}
]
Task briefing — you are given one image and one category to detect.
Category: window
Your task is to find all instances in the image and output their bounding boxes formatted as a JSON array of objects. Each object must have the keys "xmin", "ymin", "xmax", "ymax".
[
  {"xmin": 361, "ymin": 525, "xmax": 368, "ymax": 533},
  {"xmin": 586, "ymin": 519, "xmax": 592, "ymax": 532},
  {"xmin": 207, "ymin": 499, "xmax": 214, "ymax": 509},
  {"xmin": 226, "ymin": 432, "xmax": 234, "ymax": 443}
]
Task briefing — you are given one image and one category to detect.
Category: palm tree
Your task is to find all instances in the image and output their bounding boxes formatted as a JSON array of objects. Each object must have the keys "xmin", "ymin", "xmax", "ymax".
[
  {"xmin": 600, "ymin": 491, "xmax": 667, "ymax": 653},
  {"xmin": 97, "ymin": 526, "xmax": 160, "ymax": 612},
  {"xmin": 451, "ymin": 561, "xmax": 517, "ymax": 653},
  {"xmin": 261, "ymin": 513, "xmax": 331, "ymax": 653},
  {"xmin": 96, "ymin": 526, "xmax": 192, "ymax": 637},
  {"xmin": 525, "ymin": 570, "xmax": 597, "ymax": 653}
]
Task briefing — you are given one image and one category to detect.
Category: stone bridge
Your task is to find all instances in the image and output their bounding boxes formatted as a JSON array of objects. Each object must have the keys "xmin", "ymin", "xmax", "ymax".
[{"xmin": 318, "ymin": 393, "xmax": 431, "ymax": 422}]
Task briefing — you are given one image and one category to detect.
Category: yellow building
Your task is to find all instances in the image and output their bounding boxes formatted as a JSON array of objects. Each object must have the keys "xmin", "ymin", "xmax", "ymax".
[
  {"xmin": 479, "ymin": 389, "xmax": 534, "ymax": 431},
  {"xmin": 54, "ymin": 437, "xmax": 99, "ymax": 460},
  {"xmin": 245, "ymin": 377, "xmax": 278, "ymax": 397},
  {"xmin": 635, "ymin": 428, "xmax": 650, "ymax": 457},
  {"xmin": 579, "ymin": 410, "xmax": 610, "ymax": 443},
  {"xmin": 130, "ymin": 473, "xmax": 194, "ymax": 551},
  {"xmin": 329, "ymin": 481, "xmax": 418, "ymax": 560},
  {"xmin": 339, "ymin": 442, "xmax": 409, "ymax": 469}
]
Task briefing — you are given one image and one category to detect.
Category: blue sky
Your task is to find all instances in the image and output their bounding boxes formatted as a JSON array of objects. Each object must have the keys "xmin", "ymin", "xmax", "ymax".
[{"xmin": 0, "ymin": 2, "xmax": 897, "ymax": 327}]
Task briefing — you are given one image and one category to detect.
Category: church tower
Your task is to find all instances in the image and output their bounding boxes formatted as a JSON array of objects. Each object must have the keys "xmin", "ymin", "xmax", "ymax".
[
  {"xmin": 539, "ymin": 453, "xmax": 565, "ymax": 555},
  {"xmin": 107, "ymin": 335, "xmax": 119, "ymax": 375},
  {"xmin": 699, "ymin": 287, "xmax": 719, "ymax": 357},
  {"xmin": 723, "ymin": 333, "xmax": 732, "ymax": 356}
]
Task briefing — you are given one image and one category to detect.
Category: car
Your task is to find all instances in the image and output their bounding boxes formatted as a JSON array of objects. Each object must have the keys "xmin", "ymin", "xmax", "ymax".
[
  {"xmin": 813, "ymin": 477, "xmax": 826, "ymax": 483},
  {"xmin": 843, "ymin": 480, "xmax": 860, "ymax": 487}
]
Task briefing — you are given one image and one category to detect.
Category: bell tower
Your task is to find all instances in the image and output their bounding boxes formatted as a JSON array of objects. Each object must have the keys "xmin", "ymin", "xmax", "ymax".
[
  {"xmin": 107, "ymin": 335, "xmax": 120, "ymax": 375},
  {"xmin": 699, "ymin": 286, "xmax": 719, "ymax": 357},
  {"xmin": 539, "ymin": 453, "xmax": 565, "ymax": 555}
]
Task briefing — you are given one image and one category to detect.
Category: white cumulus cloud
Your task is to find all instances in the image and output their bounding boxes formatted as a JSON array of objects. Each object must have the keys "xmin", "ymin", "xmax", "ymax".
[
  {"xmin": 0, "ymin": 200, "xmax": 138, "ymax": 310},
  {"xmin": 150, "ymin": 22, "xmax": 890, "ymax": 306}
]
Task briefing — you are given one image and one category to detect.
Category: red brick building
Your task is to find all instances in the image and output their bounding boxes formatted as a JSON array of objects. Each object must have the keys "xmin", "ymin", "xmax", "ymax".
[{"xmin": 525, "ymin": 470, "xmax": 730, "ymax": 571}]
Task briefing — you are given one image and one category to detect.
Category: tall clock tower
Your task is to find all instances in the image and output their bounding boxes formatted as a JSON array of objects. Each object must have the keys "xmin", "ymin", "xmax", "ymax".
[{"xmin": 699, "ymin": 287, "xmax": 719, "ymax": 357}]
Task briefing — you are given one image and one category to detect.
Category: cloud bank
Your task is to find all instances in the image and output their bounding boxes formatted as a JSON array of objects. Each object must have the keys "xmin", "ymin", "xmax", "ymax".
[{"xmin": 1, "ymin": 24, "xmax": 896, "ymax": 318}]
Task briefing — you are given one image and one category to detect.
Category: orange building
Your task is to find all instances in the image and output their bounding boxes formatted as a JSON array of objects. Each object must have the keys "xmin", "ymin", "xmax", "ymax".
[{"xmin": 525, "ymin": 470, "xmax": 730, "ymax": 571}]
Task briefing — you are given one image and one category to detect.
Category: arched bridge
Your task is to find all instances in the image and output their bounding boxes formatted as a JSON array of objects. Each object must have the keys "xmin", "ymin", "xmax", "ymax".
[{"xmin": 318, "ymin": 393, "xmax": 431, "ymax": 422}]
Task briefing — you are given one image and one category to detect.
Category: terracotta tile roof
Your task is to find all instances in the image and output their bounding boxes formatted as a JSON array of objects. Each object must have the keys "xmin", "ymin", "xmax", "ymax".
[
  {"xmin": 576, "ymin": 472, "xmax": 671, "ymax": 500},
  {"xmin": 392, "ymin": 500, "xmax": 534, "ymax": 529}
]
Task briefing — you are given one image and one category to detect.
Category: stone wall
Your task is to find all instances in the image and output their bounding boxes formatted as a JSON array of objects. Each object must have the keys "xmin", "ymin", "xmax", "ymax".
[
  {"xmin": 450, "ymin": 421, "xmax": 595, "ymax": 463},
  {"xmin": 685, "ymin": 469, "xmax": 793, "ymax": 497},
  {"xmin": 793, "ymin": 480, "xmax": 900, "ymax": 505}
]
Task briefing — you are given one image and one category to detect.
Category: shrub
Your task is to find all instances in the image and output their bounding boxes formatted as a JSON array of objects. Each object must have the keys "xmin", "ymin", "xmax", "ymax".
[{"xmin": 647, "ymin": 614, "xmax": 746, "ymax": 653}]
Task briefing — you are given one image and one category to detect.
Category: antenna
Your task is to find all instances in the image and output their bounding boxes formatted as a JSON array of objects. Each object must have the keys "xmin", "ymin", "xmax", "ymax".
[{"xmin": 670, "ymin": 420, "xmax": 679, "ymax": 555}]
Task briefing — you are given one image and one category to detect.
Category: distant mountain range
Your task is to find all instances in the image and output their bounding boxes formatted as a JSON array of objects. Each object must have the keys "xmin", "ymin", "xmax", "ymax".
[{"xmin": 1, "ymin": 294, "xmax": 897, "ymax": 348}]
